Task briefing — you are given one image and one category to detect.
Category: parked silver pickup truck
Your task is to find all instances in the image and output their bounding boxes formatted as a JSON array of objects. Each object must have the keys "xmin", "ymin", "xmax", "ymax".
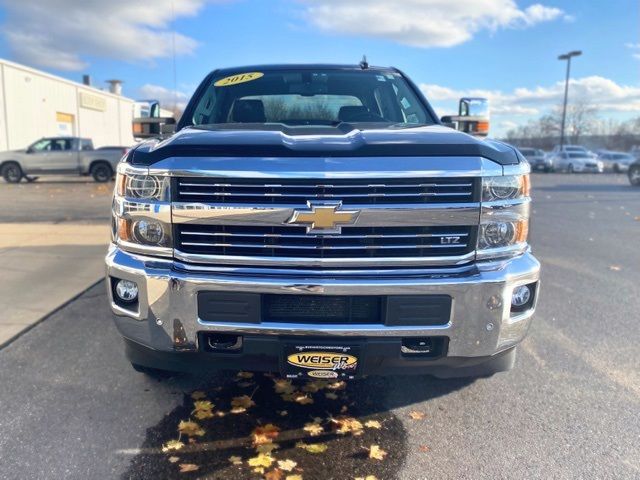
[
  {"xmin": 106, "ymin": 64, "xmax": 540, "ymax": 381},
  {"xmin": 0, "ymin": 136, "xmax": 129, "ymax": 183}
]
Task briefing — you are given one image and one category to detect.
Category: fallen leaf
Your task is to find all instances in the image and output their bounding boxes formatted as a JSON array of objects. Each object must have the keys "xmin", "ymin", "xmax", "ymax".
[
  {"xmin": 419, "ymin": 445, "xmax": 430, "ymax": 453},
  {"xmin": 190, "ymin": 391, "xmax": 207, "ymax": 400},
  {"xmin": 168, "ymin": 456, "xmax": 180, "ymax": 463},
  {"xmin": 265, "ymin": 469, "xmax": 285, "ymax": 480},
  {"xmin": 248, "ymin": 453, "xmax": 274, "ymax": 470},
  {"xmin": 340, "ymin": 405, "xmax": 348, "ymax": 413},
  {"xmin": 252, "ymin": 424, "xmax": 281, "ymax": 445},
  {"xmin": 326, "ymin": 380, "xmax": 346, "ymax": 390},
  {"xmin": 277, "ymin": 459, "xmax": 297, "ymax": 472},
  {"xmin": 286, "ymin": 476, "xmax": 303, "ymax": 480},
  {"xmin": 193, "ymin": 400, "xmax": 215, "ymax": 420},
  {"xmin": 408, "ymin": 411, "xmax": 426, "ymax": 420},
  {"xmin": 324, "ymin": 392, "xmax": 338, "ymax": 400},
  {"xmin": 179, "ymin": 463, "xmax": 199, "ymax": 473},
  {"xmin": 302, "ymin": 380, "xmax": 327, "ymax": 393},
  {"xmin": 609, "ymin": 265, "xmax": 622, "ymax": 271},
  {"xmin": 178, "ymin": 420, "xmax": 205, "ymax": 437},
  {"xmin": 303, "ymin": 422, "xmax": 324, "ymax": 436},
  {"xmin": 368, "ymin": 445, "xmax": 387, "ymax": 461},
  {"xmin": 162, "ymin": 439, "xmax": 185, "ymax": 452},
  {"xmin": 364, "ymin": 420, "xmax": 382, "ymax": 429},
  {"xmin": 296, "ymin": 442, "xmax": 328, "ymax": 454},
  {"xmin": 294, "ymin": 394, "xmax": 314, "ymax": 405},
  {"xmin": 231, "ymin": 395, "xmax": 256, "ymax": 413},
  {"xmin": 278, "ymin": 410, "xmax": 288, "ymax": 416},
  {"xmin": 237, "ymin": 371, "xmax": 254, "ymax": 379},
  {"xmin": 228, "ymin": 455, "xmax": 243, "ymax": 465},
  {"xmin": 274, "ymin": 379, "xmax": 296, "ymax": 395},
  {"xmin": 256, "ymin": 442, "xmax": 280, "ymax": 454},
  {"xmin": 355, "ymin": 476, "xmax": 378, "ymax": 480},
  {"xmin": 330, "ymin": 416, "xmax": 364, "ymax": 436},
  {"xmin": 237, "ymin": 381, "xmax": 256, "ymax": 388}
]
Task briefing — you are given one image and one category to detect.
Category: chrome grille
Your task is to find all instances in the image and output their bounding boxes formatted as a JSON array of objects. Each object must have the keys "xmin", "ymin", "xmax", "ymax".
[
  {"xmin": 176, "ymin": 225, "xmax": 476, "ymax": 259},
  {"xmin": 175, "ymin": 177, "xmax": 479, "ymax": 204}
]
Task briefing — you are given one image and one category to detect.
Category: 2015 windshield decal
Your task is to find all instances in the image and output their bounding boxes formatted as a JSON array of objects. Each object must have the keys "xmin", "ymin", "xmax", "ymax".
[{"xmin": 214, "ymin": 72, "xmax": 264, "ymax": 87}]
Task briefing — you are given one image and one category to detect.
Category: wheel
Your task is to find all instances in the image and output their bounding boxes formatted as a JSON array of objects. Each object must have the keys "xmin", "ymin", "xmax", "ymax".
[
  {"xmin": 131, "ymin": 362, "xmax": 177, "ymax": 379},
  {"xmin": 629, "ymin": 166, "xmax": 640, "ymax": 186},
  {"xmin": 1, "ymin": 162, "xmax": 23, "ymax": 183},
  {"xmin": 91, "ymin": 162, "xmax": 113, "ymax": 182},
  {"xmin": 613, "ymin": 163, "xmax": 621, "ymax": 174},
  {"xmin": 568, "ymin": 164, "xmax": 574, "ymax": 173}
]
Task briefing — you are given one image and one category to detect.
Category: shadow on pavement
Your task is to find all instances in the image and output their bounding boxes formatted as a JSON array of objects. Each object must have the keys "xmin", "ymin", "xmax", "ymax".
[{"xmin": 124, "ymin": 372, "xmax": 473, "ymax": 479}]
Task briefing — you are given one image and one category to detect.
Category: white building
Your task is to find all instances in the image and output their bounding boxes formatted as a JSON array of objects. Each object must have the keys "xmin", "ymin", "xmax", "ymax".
[{"xmin": 0, "ymin": 59, "xmax": 135, "ymax": 151}]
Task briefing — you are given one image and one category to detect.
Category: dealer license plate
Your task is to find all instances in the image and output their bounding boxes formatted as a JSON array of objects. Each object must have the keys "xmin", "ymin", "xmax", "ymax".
[{"xmin": 281, "ymin": 343, "xmax": 361, "ymax": 380}]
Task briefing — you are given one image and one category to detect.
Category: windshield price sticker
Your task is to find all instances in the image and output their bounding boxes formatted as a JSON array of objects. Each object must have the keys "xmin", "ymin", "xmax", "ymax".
[{"xmin": 214, "ymin": 72, "xmax": 264, "ymax": 87}]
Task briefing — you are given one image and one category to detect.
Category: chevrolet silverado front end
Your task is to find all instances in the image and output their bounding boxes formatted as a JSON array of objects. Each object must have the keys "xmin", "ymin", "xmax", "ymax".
[{"xmin": 105, "ymin": 64, "xmax": 540, "ymax": 380}]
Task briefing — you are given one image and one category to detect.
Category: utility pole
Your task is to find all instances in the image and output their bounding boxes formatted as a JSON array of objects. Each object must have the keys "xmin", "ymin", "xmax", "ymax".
[{"xmin": 558, "ymin": 50, "xmax": 582, "ymax": 148}]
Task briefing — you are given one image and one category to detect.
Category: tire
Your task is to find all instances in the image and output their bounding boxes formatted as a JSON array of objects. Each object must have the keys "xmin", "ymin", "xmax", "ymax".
[
  {"xmin": 91, "ymin": 162, "xmax": 113, "ymax": 183},
  {"xmin": 1, "ymin": 162, "xmax": 23, "ymax": 183},
  {"xmin": 568, "ymin": 164, "xmax": 574, "ymax": 173},
  {"xmin": 629, "ymin": 166, "xmax": 640, "ymax": 186},
  {"xmin": 613, "ymin": 163, "xmax": 621, "ymax": 174},
  {"xmin": 130, "ymin": 362, "xmax": 177, "ymax": 379}
]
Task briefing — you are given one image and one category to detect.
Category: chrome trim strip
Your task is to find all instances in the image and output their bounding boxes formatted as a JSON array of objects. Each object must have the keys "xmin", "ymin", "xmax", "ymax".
[
  {"xmin": 179, "ymin": 231, "xmax": 469, "ymax": 239},
  {"xmin": 147, "ymin": 156, "xmax": 504, "ymax": 178},
  {"xmin": 172, "ymin": 249, "xmax": 476, "ymax": 267},
  {"xmin": 176, "ymin": 191, "xmax": 472, "ymax": 198},
  {"xmin": 179, "ymin": 242, "xmax": 467, "ymax": 250},
  {"xmin": 178, "ymin": 182, "xmax": 474, "ymax": 188},
  {"xmin": 172, "ymin": 202, "xmax": 481, "ymax": 227}
]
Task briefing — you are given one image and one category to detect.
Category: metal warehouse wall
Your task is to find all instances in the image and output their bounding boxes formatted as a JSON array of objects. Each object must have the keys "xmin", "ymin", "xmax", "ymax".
[{"xmin": 0, "ymin": 59, "xmax": 135, "ymax": 151}]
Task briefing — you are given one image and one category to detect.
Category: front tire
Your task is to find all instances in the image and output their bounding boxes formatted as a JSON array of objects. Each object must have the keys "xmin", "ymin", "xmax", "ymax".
[
  {"xmin": 91, "ymin": 162, "xmax": 113, "ymax": 183},
  {"xmin": 629, "ymin": 166, "xmax": 640, "ymax": 186},
  {"xmin": 1, "ymin": 162, "xmax": 23, "ymax": 183}
]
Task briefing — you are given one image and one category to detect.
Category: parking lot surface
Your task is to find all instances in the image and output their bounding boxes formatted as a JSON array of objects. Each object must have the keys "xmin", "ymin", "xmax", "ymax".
[{"xmin": 0, "ymin": 173, "xmax": 638, "ymax": 479}]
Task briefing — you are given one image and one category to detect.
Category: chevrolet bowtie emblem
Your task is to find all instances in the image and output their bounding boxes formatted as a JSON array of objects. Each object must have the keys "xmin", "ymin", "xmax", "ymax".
[{"xmin": 287, "ymin": 202, "xmax": 360, "ymax": 234}]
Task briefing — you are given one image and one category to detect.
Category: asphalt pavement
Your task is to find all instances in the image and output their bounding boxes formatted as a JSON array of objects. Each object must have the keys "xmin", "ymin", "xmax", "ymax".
[{"xmin": 0, "ymin": 173, "xmax": 638, "ymax": 480}]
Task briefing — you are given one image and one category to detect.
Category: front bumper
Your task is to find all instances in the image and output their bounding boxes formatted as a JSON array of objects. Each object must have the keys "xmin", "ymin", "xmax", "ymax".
[{"xmin": 106, "ymin": 245, "xmax": 540, "ymax": 375}]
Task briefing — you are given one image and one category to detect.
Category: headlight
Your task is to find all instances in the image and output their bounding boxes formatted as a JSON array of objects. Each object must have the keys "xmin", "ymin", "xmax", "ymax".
[
  {"xmin": 482, "ymin": 175, "xmax": 529, "ymax": 202},
  {"xmin": 116, "ymin": 173, "xmax": 170, "ymax": 201},
  {"xmin": 478, "ymin": 220, "xmax": 528, "ymax": 249}
]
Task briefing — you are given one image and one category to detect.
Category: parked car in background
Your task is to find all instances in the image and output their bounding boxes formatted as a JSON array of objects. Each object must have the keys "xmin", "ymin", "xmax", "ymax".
[
  {"xmin": 518, "ymin": 147, "xmax": 553, "ymax": 172},
  {"xmin": 0, "ymin": 137, "xmax": 129, "ymax": 183},
  {"xmin": 597, "ymin": 151, "xmax": 635, "ymax": 173},
  {"xmin": 552, "ymin": 144, "xmax": 597, "ymax": 158},
  {"xmin": 628, "ymin": 158, "xmax": 640, "ymax": 186},
  {"xmin": 552, "ymin": 151, "xmax": 604, "ymax": 173},
  {"xmin": 630, "ymin": 146, "xmax": 640, "ymax": 160}
]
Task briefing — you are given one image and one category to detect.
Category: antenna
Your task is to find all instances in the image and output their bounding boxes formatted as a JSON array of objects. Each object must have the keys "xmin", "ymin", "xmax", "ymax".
[{"xmin": 360, "ymin": 55, "xmax": 369, "ymax": 69}]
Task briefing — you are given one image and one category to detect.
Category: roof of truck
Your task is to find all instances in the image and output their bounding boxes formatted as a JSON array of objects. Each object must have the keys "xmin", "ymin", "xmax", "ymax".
[{"xmin": 211, "ymin": 64, "xmax": 401, "ymax": 76}]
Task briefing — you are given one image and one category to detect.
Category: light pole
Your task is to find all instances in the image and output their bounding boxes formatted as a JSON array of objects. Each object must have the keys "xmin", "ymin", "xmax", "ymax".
[{"xmin": 558, "ymin": 50, "xmax": 582, "ymax": 148}]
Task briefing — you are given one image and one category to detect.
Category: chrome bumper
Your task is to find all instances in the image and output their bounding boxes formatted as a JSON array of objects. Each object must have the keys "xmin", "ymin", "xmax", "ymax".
[{"xmin": 105, "ymin": 244, "xmax": 540, "ymax": 358}]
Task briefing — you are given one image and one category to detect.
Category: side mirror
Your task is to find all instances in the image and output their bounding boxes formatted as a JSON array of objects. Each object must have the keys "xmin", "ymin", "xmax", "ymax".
[
  {"xmin": 440, "ymin": 116, "xmax": 456, "ymax": 129},
  {"xmin": 443, "ymin": 98, "xmax": 491, "ymax": 137},
  {"xmin": 161, "ymin": 123, "xmax": 177, "ymax": 135}
]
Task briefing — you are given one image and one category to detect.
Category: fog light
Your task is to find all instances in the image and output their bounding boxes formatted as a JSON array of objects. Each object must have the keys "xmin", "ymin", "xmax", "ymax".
[
  {"xmin": 133, "ymin": 220, "xmax": 164, "ymax": 244},
  {"xmin": 511, "ymin": 285, "xmax": 531, "ymax": 307},
  {"xmin": 480, "ymin": 222, "xmax": 515, "ymax": 248},
  {"xmin": 115, "ymin": 279, "xmax": 138, "ymax": 303}
]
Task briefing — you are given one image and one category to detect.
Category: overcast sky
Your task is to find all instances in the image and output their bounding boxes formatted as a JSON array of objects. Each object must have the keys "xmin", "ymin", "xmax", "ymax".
[{"xmin": 0, "ymin": 0, "xmax": 638, "ymax": 136}]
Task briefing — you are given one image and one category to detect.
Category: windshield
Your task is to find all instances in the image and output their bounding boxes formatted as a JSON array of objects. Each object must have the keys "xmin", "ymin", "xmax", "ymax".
[{"xmin": 189, "ymin": 69, "xmax": 434, "ymax": 128}]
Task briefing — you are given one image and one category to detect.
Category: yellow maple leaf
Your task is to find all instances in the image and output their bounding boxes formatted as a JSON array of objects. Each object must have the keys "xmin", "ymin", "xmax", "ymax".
[
  {"xmin": 274, "ymin": 379, "xmax": 296, "ymax": 394},
  {"xmin": 355, "ymin": 476, "xmax": 378, "ymax": 480},
  {"xmin": 168, "ymin": 456, "xmax": 180, "ymax": 464},
  {"xmin": 252, "ymin": 424, "xmax": 281, "ymax": 445},
  {"xmin": 178, "ymin": 420, "xmax": 205, "ymax": 437},
  {"xmin": 265, "ymin": 469, "xmax": 285, "ymax": 480},
  {"xmin": 408, "ymin": 411, "xmax": 425, "ymax": 420},
  {"xmin": 256, "ymin": 442, "xmax": 280, "ymax": 454},
  {"xmin": 230, "ymin": 395, "xmax": 255, "ymax": 413},
  {"xmin": 326, "ymin": 380, "xmax": 346, "ymax": 390},
  {"xmin": 190, "ymin": 391, "xmax": 207, "ymax": 400},
  {"xmin": 162, "ymin": 439, "xmax": 185, "ymax": 452},
  {"xmin": 192, "ymin": 400, "xmax": 215, "ymax": 420},
  {"xmin": 277, "ymin": 459, "xmax": 297, "ymax": 472},
  {"xmin": 368, "ymin": 445, "xmax": 387, "ymax": 461},
  {"xmin": 248, "ymin": 453, "xmax": 274, "ymax": 469},
  {"xmin": 178, "ymin": 463, "xmax": 199, "ymax": 473},
  {"xmin": 237, "ymin": 371, "xmax": 254, "ymax": 379},
  {"xmin": 286, "ymin": 476, "xmax": 303, "ymax": 480},
  {"xmin": 303, "ymin": 422, "xmax": 324, "ymax": 437},
  {"xmin": 228, "ymin": 455, "xmax": 242, "ymax": 465},
  {"xmin": 302, "ymin": 380, "xmax": 327, "ymax": 393},
  {"xmin": 324, "ymin": 392, "xmax": 338, "ymax": 400},
  {"xmin": 296, "ymin": 442, "xmax": 328, "ymax": 454},
  {"xmin": 330, "ymin": 416, "xmax": 364, "ymax": 436},
  {"xmin": 294, "ymin": 394, "xmax": 314, "ymax": 405},
  {"xmin": 364, "ymin": 420, "xmax": 382, "ymax": 429}
]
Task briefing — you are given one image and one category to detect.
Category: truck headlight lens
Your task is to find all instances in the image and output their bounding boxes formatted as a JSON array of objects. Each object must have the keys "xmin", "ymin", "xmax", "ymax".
[
  {"xmin": 133, "ymin": 220, "xmax": 165, "ymax": 245},
  {"xmin": 478, "ymin": 220, "xmax": 528, "ymax": 249},
  {"xmin": 116, "ymin": 173, "xmax": 169, "ymax": 201},
  {"xmin": 482, "ymin": 175, "xmax": 530, "ymax": 202}
]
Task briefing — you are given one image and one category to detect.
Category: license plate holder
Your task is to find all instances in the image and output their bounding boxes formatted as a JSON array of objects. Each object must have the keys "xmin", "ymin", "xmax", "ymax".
[{"xmin": 281, "ymin": 342, "xmax": 362, "ymax": 380}]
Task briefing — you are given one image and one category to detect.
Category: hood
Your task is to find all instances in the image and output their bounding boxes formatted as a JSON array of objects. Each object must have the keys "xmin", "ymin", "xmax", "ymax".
[
  {"xmin": 129, "ymin": 124, "xmax": 520, "ymax": 166},
  {"xmin": 0, "ymin": 149, "xmax": 26, "ymax": 156}
]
